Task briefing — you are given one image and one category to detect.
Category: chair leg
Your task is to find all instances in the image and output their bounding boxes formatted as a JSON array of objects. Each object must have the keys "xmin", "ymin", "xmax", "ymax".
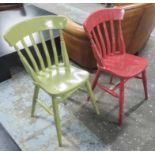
[
  {"xmin": 31, "ymin": 85, "xmax": 39, "ymax": 117},
  {"xmin": 109, "ymin": 74, "xmax": 113, "ymax": 84},
  {"xmin": 119, "ymin": 79, "xmax": 125, "ymax": 126},
  {"xmin": 87, "ymin": 69, "xmax": 101, "ymax": 101},
  {"xmin": 52, "ymin": 96, "xmax": 62, "ymax": 147},
  {"xmin": 142, "ymin": 70, "xmax": 148, "ymax": 100},
  {"xmin": 92, "ymin": 69, "xmax": 101, "ymax": 90},
  {"xmin": 85, "ymin": 80, "xmax": 100, "ymax": 115}
]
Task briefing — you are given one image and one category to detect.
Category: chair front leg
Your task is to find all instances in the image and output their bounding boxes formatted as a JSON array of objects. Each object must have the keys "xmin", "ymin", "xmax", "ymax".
[
  {"xmin": 85, "ymin": 80, "xmax": 100, "ymax": 115},
  {"xmin": 31, "ymin": 85, "xmax": 39, "ymax": 117},
  {"xmin": 52, "ymin": 96, "xmax": 62, "ymax": 147},
  {"xmin": 119, "ymin": 79, "xmax": 125, "ymax": 126},
  {"xmin": 142, "ymin": 70, "xmax": 148, "ymax": 100}
]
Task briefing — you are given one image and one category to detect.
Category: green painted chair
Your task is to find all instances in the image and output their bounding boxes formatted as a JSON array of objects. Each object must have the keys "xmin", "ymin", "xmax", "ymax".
[{"xmin": 4, "ymin": 16, "xmax": 99, "ymax": 146}]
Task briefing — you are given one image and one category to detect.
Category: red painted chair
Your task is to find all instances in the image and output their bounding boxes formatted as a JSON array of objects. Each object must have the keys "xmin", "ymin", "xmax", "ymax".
[{"xmin": 83, "ymin": 8, "xmax": 148, "ymax": 125}]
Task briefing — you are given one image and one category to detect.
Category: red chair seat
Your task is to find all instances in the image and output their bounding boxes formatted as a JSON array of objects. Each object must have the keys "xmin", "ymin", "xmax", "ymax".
[{"xmin": 99, "ymin": 53, "xmax": 148, "ymax": 78}]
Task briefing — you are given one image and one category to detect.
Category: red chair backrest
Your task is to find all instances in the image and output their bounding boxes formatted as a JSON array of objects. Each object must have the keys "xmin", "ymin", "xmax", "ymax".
[{"xmin": 83, "ymin": 9, "xmax": 126, "ymax": 66}]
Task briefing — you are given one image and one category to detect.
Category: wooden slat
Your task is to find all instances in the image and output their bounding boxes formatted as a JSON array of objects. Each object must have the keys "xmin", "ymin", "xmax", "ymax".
[
  {"xmin": 89, "ymin": 36, "xmax": 103, "ymax": 66},
  {"xmin": 103, "ymin": 22, "xmax": 111, "ymax": 55},
  {"xmin": 118, "ymin": 21, "xmax": 126, "ymax": 54},
  {"xmin": 29, "ymin": 34, "xmax": 45, "ymax": 71},
  {"xmin": 110, "ymin": 20, "xmax": 116, "ymax": 53},
  {"xmin": 14, "ymin": 45, "xmax": 37, "ymax": 81},
  {"xmin": 91, "ymin": 29, "xmax": 102, "ymax": 57},
  {"xmin": 49, "ymin": 30, "xmax": 59, "ymax": 68},
  {"xmin": 96, "ymin": 25, "xmax": 106, "ymax": 58},
  {"xmin": 38, "ymin": 31, "xmax": 52, "ymax": 67},
  {"xmin": 59, "ymin": 30, "xmax": 70, "ymax": 72},
  {"xmin": 21, "ymin": 39, "xmax": 39, "ymax": 73}
]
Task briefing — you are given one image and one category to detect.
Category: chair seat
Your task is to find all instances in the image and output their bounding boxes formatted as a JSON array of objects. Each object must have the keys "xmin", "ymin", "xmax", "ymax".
[
  {"xmin": 99, "ymin": 53, "xmax": 147, "ymax": 78},
  {"xmin": 36, "ymin": 64, "xmax": 89, "ymax": 95}
]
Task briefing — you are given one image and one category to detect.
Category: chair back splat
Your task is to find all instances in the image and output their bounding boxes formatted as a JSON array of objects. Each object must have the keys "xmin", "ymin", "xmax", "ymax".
[
  {"xmin": 4, "ymin": 16, "xmax": 70, "ymax": 81},
  {"xmin": 84, "ymin": 9, "xmax": 126, "ymax": 66}
]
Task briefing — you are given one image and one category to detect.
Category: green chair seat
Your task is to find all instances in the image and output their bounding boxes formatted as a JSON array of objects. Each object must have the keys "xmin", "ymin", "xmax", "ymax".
[{"xmin": 37, "ymin": 65, "xmax": 89, "ymax": 95}]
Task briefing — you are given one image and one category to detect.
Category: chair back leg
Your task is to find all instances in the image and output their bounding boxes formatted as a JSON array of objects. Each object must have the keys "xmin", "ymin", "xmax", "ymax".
[
  {"xmin": 109, "ymin": 74, "xmax": 114, "ymax": 84},
  {"xmin": 87, "ymin": 69, "xmax": 101, "ymax": 101},
  {"xmin": 119, "ymin": 79, "xmax": 125, "ymax": 126},
  {"xmin": 31, "ymin": 86, "xmax": 39, "ymax": 117},
  {"xmin": 85, "ymin": 80, "xmax": 100, "ymax": 115},
  {"xmin": 142, "ymin": 70, "xmax": 148, "ymax": 100}
]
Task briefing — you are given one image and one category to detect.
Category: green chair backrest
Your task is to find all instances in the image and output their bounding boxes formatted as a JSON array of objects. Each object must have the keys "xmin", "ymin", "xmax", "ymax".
[{"xmin": 4, "ymin": 16, "xmax": 70, "ymax": 82}]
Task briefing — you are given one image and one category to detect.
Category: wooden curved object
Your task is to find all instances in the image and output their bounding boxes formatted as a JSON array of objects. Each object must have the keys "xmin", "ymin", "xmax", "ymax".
[
  {"xmin": 63, "ymin": 3, "xmax": 155, "ymax": 69},
  {"xmin": 63, "ymin": 19, "xmax": 96, "ymax": 68}
]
